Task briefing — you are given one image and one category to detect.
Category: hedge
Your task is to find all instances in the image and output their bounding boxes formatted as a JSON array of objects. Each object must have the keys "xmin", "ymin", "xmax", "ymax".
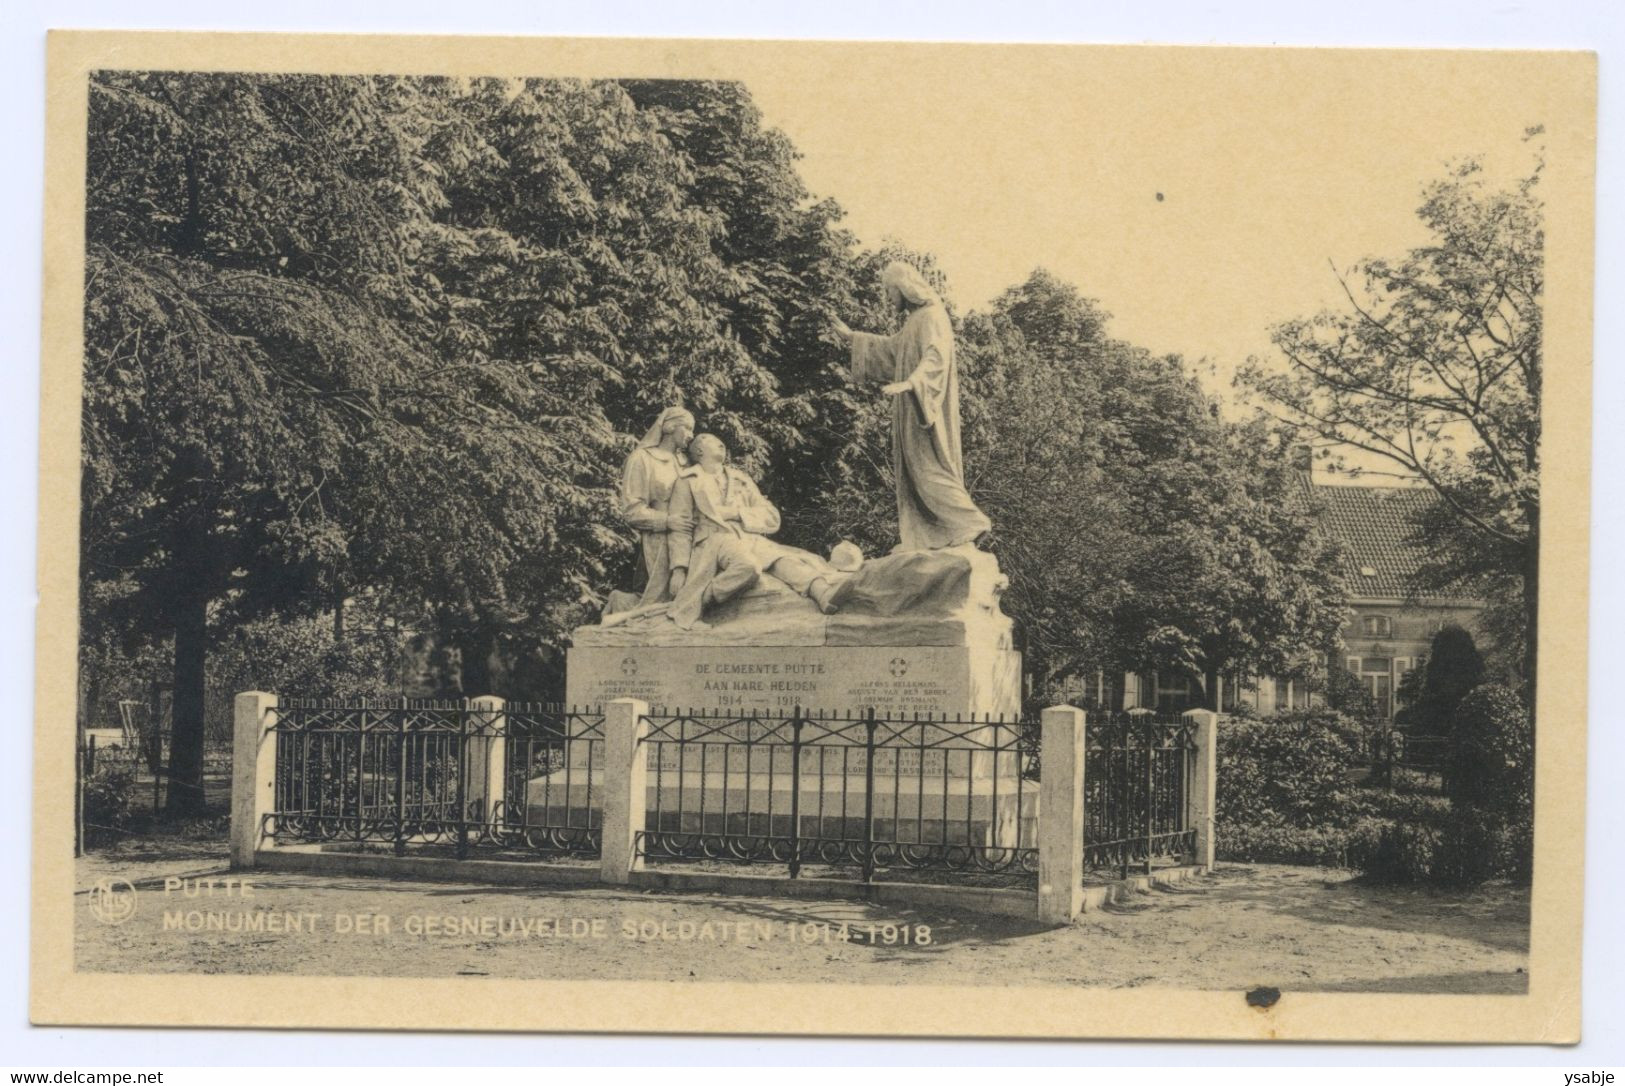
[
  {"xmin": 1213, "ymin": 695, "xmax": 1531, "ymax": 887},
  {"xmin": 1216, "ymin": 709, "xmax": 1362, "ymax": 828}
]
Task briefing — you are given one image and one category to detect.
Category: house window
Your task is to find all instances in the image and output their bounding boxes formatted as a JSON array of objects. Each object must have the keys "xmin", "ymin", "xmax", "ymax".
[
  {"xmin": 1395, "ymin": 657, "xmax": 1418, "ymax": 706},
  {"xmin": 1154, "ymin": 672, "xmax": 1197, "ymax": 712},
  {"xmin": 1360, "ymin": 656, "xmax": 1395, "ymax": 719},
  {"xmin": 1096, "ymin": 671, "xmax": 1120, "ymax": 712},
  {"xmin": 1360, "ymin": 615, "xmax": 1392, "ymax": 637}
]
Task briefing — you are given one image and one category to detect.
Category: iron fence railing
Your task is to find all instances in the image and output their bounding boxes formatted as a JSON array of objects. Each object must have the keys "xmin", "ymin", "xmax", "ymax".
[
  {"xmin": 503, "ymin": 702, "xmax": 604, "ymax": 856},
  {"xmin": 1083, "ymin": 712, "xmax": 1198, "ymax": 878},
  {"xmin": 635, "ymin": 708, "xmax": 1040, "ymax": 884},
  {"xmin": 265, "ymin": 699, "xmax": 603, "ymax": 859},
  {"xmin": 260, "ymin": 698, "xmax": 1200, "ymax": 890}
]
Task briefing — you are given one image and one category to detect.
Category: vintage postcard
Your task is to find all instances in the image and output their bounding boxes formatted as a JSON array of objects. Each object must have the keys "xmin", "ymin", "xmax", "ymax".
[{"xmin": 31, "ymin": 30, "xmax": 1594, "ymax": 1041}]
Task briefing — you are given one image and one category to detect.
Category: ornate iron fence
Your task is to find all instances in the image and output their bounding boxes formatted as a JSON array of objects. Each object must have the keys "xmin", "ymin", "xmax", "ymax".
[
  {"xmin": 265, "ymin": 699, "xmax": 603, "ymax": 859},
  {"xmin": 503, "ymin": 702, "xmax": 604, "ymax": 856},
  {"xmin": 1083, "ymin": 712, "xmax": 1198, "ymax": 879},
  {"xmin": 634, "ymin": 708, "xmax": 1040, "ymax": 884},
  {"xmin": 261, "ymin": 698, "xmax": 1202, "ymax": 890}
]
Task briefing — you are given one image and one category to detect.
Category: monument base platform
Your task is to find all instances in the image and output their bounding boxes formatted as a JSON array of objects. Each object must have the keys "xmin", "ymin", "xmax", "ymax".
[
  {"xmin": 524, "ymin": 770, "xmax": 1037, "ymax": 848},
  {"xmin": 567, "ymin": 642, "xmax": 1020, "ymax": 719},
  {"xmin": 567, "ymin": 545, "xmax": 1022, "ymax": 718}
]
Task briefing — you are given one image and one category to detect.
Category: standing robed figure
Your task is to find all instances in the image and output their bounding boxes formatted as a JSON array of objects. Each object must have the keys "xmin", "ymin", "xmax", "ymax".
[
  {"xmin": 618, "ymin": 406, "xmax": 696, "ymax": 605},
  {"xmin": 831, "ymin": 261, "xmax": 991, "ymax": 551}
]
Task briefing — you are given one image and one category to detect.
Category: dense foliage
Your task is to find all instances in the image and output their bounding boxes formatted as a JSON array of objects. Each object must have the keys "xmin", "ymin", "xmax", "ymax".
[
  {"xmin": 1446, "ymin": 683, "xmax": 1534, "ymax": 814},
  {"xmin": 1214, "ymin": 692, "xmax": 1531, "ymax": 886},
  {"xmin": 1216, "ymin": 710, "xmax": 1363, "ymax": 828},
  {"xmin": 81, "ymin": 761, "xmax": 137, "ymax": 847},
  {"xmin": 82, "ymin": 73, "xmax": 1349, "ymax": 813},
  {"xmin": 1436, "ymin": 682, "xmax": 1535, "ymax": 883}
]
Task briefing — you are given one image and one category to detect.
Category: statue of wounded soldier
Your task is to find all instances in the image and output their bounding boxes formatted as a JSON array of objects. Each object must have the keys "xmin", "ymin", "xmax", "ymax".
[{"xmin": 663, "ymin": 434, "xmax": 845, "ymax": 630}]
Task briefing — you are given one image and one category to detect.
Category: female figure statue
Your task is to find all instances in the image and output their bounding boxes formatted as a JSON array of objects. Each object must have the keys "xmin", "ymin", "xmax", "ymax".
[{"xmin": 618, "ymin": 406, "xmax": 696, "ymax": 605}]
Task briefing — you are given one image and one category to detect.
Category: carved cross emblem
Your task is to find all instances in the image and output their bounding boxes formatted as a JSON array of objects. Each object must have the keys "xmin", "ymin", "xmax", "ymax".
[
  {"xmin": 620, "ymin": 657, "xmax": 638, "ymax": 676},
  {"xmin": 889, "ymin": 657, "xmax": 909, "ymax": 678}
]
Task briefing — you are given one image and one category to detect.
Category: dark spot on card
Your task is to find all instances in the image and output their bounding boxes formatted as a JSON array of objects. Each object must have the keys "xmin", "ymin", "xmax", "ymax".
[{"xmin": 1246, "ymin": 986, "xmax": 1281, "ymax": 1009}]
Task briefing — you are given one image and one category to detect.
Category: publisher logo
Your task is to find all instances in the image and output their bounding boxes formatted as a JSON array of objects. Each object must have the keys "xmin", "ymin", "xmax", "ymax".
[{"xmin": 88, "ymin": 877, "xmax": 138, "ymax": 925}]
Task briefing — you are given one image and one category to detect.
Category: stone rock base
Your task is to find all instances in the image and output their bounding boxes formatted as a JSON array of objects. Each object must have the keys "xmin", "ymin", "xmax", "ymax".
[{"xmin": 525, "ymin": 771, "xmax": 1038, "ymax": 849}]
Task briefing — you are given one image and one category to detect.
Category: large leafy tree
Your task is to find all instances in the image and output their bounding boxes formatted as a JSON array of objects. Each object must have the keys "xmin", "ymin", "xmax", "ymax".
[
  {"xmin": 407, "ymin": 78, "xmax": 895, "ymax": 683},
  {"xmin": 1240, "ymin": 145, "xmax": 1543, "ymax": 693},
  {"xmin": 615, "ymin": 80, "xmax": 893, "ymax": 552},
  {"xmin": 364, "ymin": 76, "xmax": 783, "ymax": 689},
  {"xmin": 81, "ymin": 73, "xmax": 891, "ymax": 805},
  {"xmin": 83, "ymin": 72, "xmax": 494, "ymax": 812},
  {"xmin": 973, "ymin": 272, "xmax": 1345, "ymax": 703}
]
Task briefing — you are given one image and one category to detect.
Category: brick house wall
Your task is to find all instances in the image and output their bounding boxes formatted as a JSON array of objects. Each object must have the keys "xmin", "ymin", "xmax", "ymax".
[{"xmin": 1340, "ymin": 597, "xmax": 1484, "ymax": 720}]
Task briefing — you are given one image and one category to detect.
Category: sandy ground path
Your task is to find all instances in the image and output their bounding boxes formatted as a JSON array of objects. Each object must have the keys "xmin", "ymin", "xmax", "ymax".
[{"xmin": 74, "ymin": 840, "xmax": 1528, "ymax": 993}]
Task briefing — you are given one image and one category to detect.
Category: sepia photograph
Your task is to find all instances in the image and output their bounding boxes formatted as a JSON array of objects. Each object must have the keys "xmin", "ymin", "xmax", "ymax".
[{"xmin": 27, "ymin": 29, "xmax": 1596, "ymax": 1044}]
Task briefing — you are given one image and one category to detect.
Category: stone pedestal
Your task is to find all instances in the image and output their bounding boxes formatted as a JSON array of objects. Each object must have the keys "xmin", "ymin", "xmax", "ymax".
[
  {"xmin": 567, "ymin": 544, "xmax": 1020, "ymax": 719},
  {"xmin": 566, "ymin": 642, "xmax": 1018, "ymax": 719},
  {"xmin": 544, "ymin": 546, "xmax": 1034, "ymax": 844}
]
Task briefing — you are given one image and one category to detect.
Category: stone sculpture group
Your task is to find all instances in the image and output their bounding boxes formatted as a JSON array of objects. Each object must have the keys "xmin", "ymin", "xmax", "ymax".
[{"xmin": 606, "ymin": 261, "xmax": 993, "ymax": 633}]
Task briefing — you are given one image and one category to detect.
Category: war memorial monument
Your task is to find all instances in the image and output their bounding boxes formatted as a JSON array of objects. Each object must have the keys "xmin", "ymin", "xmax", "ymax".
[
  {"xmin": 566, "ymin": 261, "xmax": 1019, "ymax": 724},
  {"xmin": 538, "ymin": 262, "xmax": 1030, "ymax": 841}
]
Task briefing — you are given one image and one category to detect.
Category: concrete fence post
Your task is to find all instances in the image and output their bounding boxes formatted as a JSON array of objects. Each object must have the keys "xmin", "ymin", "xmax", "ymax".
[
  {"xmin": 465, "ymin": 695, "xmax": 506, "ymax": 827},
  {"xmin": 230, "ymin": 691, "xmax": 279, "ymax": 870},
  {"xmin": 1183, "ymin": 709, "xmax": 1220, "ymax": 871},
  {"xmin": 600, "ymin": 697, "xmax": 650, "ymax": 884},
  {"xmin": 1037, "ymin": 704, "xmax": 1087, "ymax": 924}
]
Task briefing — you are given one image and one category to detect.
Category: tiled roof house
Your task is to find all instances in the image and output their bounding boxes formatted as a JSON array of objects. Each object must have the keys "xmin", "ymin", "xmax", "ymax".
[
  {"xmin": 1316, "ymin": 484, "xmax": 1443, "ymax": 597},
  {"xmin": 1307, "ymin": 473, "xmax": 1484, "ymax": 720}
]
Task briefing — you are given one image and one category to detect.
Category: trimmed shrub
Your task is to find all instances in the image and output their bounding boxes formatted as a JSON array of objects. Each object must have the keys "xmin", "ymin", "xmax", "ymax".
[
  {"xmin": 1218, "ymin": 817, "xmax": 1389, "ymax": 868},
  {"xmin": 1212, "ymin": 680, "xmax": 1533, "ymax": 888},
  {"xmin": 1432, "ymin": 806, "xmax": 1502, "ymax": 886},
  {"xmin": 1351, "ymin": 819, "xmax": 1442, "ymax": 883},
  {"xmin": 1446, "ymin": 683, "xmax": 1533, "ymax": 817},
  {"xmin": 82, "ymin": 760, "xmax": 137, "ymax": 846},
  {"xmin": 1341, "ymin": 789, "xmax": 1452, "ymax": 824},
  {"xmin": 1347, "ymin": 802, "xmax": 1531, "ymax": 887},
  {"xmin": 1441, "ymin": 684, "xmax": 1534, "ymax": 884},
  {"xmin": 1414, "ymin": 625, "xmax": 1485, "ymax": 737},
  {"xmin": 1216, "ymin": 709, "xmax": 1362, "ymax": 828},
  {"xmin": 1486, "ymin": 810, "xmax": 1534, "ymax": 884}
]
